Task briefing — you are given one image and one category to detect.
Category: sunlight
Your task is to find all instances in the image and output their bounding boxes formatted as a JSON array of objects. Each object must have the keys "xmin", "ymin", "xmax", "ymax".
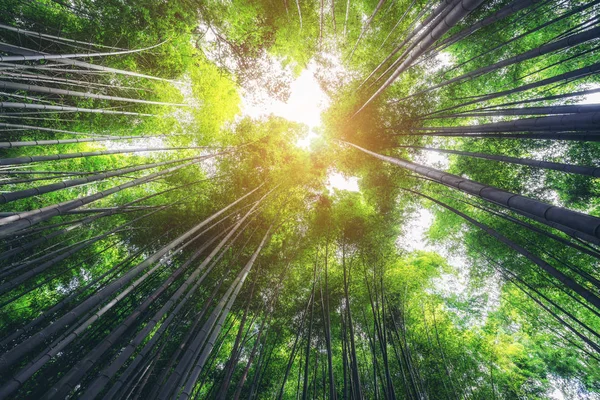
[
  {"xmin": 241, "ymin": 59, "xmax": 330, "ymax": 149},
  {"xmin": 279, "ymin": 63, "xmax": 330, "ymax": 129},
  {"xmin": 326, "ymin": 171, "xmax": 360, "ymax": 193}
]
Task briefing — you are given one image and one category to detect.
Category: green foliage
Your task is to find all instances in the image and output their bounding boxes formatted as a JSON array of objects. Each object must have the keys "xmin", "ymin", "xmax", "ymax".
[{"xmin": 1, "ymin": 0, "xmax": 599, "ymax": 399}]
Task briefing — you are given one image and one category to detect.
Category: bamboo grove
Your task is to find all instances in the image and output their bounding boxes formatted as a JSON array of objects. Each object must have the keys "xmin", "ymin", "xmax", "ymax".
[{"xmin": 0, "ymin": 0, "xmax": 599, "ymax": 398}]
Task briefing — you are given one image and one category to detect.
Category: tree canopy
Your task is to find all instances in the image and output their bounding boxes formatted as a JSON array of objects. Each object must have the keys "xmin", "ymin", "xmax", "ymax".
[{"xmin": 0, "ymin": 0, "xmax": 599, "ymax": 398}]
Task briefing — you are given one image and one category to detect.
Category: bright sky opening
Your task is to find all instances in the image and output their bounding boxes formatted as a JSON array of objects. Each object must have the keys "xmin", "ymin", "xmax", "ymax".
[
  {"xmin": 580, "ymin": 86, "xmax": 600, "ymax": 104},
  {"xmin": 326, "ymin": 171, "xmax": 360, "ymax": 193},
  {"xmin": 241, "ymin": 60, "xmax": 330, "ymax": 150}
]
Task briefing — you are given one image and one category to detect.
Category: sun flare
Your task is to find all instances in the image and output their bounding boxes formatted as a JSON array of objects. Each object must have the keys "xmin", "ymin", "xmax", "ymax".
[{"xmin": 241, "ymin": 60, "xmax": 330, "ymax": 150}]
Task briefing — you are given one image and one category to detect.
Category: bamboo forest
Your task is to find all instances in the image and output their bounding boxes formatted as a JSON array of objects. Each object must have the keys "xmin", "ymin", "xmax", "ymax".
[{"xmin": 1, "ymin": 0, "xmax": 600, "ymax": 398}]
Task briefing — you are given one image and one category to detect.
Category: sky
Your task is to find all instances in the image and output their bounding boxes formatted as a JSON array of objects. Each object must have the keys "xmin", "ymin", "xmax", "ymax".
[
  {"xmin": 581, "ymin": 87, "xmax": 600, "ymax": 104},
  {"xmin": 326, "ymin": 171, "xmax": 360, "ymax": 193},
  {"xmin": 241, "ymin": 60, "xmax": 329, "ymax": 136}
]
